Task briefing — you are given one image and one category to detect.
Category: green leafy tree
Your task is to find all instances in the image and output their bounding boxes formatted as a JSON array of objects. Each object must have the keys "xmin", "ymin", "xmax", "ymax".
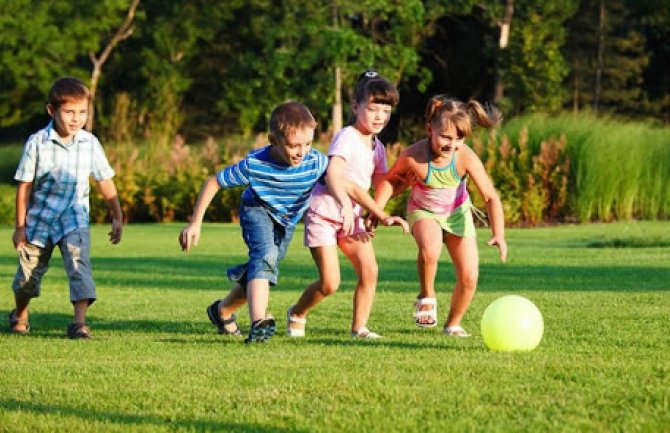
[{"xmin": 0, "ymin": 0, "xmax": 140, "ymax": 129}]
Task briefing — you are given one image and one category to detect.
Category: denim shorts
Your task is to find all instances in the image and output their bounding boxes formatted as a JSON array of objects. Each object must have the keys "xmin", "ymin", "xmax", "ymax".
[
  {"xmin": 12, "ymin": 228, "xmax": 96, "ymax": 303},
  {"xmin": 227, "ymin": 204, "xmax": 295, "ymax": 288}
]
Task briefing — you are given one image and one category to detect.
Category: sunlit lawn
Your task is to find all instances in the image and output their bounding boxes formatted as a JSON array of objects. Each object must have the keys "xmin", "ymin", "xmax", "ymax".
[{"xmin": 0, "ymin": 222, "xmax": 668, "ymax": 432}]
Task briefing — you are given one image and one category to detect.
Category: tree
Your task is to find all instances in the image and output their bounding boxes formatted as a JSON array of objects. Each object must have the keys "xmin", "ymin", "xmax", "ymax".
[
  {"xmin": 87, "ymin": 0, "xmax": 140, "ymax": 131},
  {"xmin": 565, "ymin": 0, "xmax": 650, "ymax": 116}
]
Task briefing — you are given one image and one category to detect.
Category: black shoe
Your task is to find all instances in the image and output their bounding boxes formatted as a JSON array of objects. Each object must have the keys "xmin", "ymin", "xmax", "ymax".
[
  {"xmin": 244, "ymin": 317, "xmax": 276, "ymax": 344},
  {"xmin": 207, "ymin": 300, "xmax": 242, "ymax": 336}
]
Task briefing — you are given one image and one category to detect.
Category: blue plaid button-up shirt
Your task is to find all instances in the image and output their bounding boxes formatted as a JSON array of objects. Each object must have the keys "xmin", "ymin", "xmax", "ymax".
[{"xmin": 14, "ymin": 121, "xmax": 115, "ymax": 247}]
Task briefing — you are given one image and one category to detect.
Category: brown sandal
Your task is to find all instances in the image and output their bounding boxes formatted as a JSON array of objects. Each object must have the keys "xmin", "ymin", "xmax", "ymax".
[
  {"xmin": 8, "ymin": 309, "xmax": 30, "ymax": 334},
  {"xmin": 67, "ymin": 322, "xmax": 92, "ymax": 339}
]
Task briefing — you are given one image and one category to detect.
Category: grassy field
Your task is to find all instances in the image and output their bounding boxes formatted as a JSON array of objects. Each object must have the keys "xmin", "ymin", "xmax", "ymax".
[{"xmin": 0, "ymin": 222, "xmax": 668, "ymax": 433}]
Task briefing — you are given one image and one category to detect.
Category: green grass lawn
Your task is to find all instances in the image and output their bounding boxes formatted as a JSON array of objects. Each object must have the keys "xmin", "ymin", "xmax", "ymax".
[{"xmin": 0, "ymin": 222, "xmax": 668, "ymax": 433}]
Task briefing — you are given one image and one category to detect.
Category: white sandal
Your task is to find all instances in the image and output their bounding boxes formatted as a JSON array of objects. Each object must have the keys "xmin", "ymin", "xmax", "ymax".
[
  {"xmin": 444, "ymin": 325, "xmax": 471, "ymax": 337},
  {"xmin": 350, "ymin": 327, "xmax": 382, "ymax": 339},
  {"xmin": 413, "ymin": 297, "xmax": 438, "ymax": 328},
  {"xmin": 286, "ymin": 305, "xmax": 306, "ymax": 337}
]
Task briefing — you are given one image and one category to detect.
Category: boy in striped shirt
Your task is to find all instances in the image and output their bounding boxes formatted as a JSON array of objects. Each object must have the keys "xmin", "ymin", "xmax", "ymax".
[{"xmin": 179, "ymin": 101, "xmax": 399, "ymax": 344}]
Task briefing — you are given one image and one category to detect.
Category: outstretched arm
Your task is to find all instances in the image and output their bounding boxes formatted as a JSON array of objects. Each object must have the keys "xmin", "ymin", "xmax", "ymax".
[
  {"xmin": 179, "ymin": 176, "xmax": 221, "ymax": 251},
  {"xmin": 464, "ymin": 148, "xmax": 507, "ymax": 262},
  {"xmin": 97, "ymin": 178, "xmax": 123, "ymax": 245}
]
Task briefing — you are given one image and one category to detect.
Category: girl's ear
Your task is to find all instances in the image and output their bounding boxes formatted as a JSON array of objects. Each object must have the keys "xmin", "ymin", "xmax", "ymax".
[
  {"xmin": 268, "ymin": 134, "xmax": 277, "ymax": 146},
  {"xmin": 46, "ymin": 104, "xmax": 54, "ymax": 116},
  {"xmin": 426, "ymin": 123, "xmax": 433, "ymax": 137}
]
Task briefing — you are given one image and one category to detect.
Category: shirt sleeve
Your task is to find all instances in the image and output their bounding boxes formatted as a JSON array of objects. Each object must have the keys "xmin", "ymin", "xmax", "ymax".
[
  {"xmin": 328, "ymin": 128, "xmax": 355, "ymax": 163},
  {"xmin": 91, "ymin": 137, "xmax": 116, "ymax": 181},
  {"xmin": 14, "ymin": 136, "xmax": 38, "ymax": 182},
  {"xmin": 373, "ymin": 137, "xmax": 388, "ymax": 174},
  {"xmin": 216, "ymin": 158, "xmax": 250, "ymax": 188}
]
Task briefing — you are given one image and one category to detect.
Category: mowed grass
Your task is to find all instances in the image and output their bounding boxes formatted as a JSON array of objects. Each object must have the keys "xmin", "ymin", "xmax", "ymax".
[{"xmin": 0, "ymin": 222, "xmax": 668, "ymax": 433}]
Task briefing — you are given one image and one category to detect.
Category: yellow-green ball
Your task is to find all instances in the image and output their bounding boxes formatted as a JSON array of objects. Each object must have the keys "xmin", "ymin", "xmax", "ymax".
[{"xmin": 481, "ymin": 295, "xmax": 544, "ymax": 352}]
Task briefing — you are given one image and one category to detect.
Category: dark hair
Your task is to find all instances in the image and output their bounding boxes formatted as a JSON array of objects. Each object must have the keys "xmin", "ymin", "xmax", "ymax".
[
  {"xmin": 269, "ymin": 100, "xmax": 317, "ymax": 142},
  {"xmin": 47, "ymin": 77, "xmax": 91, "ymax": 108},
  {"xmin": 424, "ymin": 94, "xmax": 502, "ymax": 138},
  {"xmin": 348, "ymin": 70, "xmax": 399, "ymax": 124}
]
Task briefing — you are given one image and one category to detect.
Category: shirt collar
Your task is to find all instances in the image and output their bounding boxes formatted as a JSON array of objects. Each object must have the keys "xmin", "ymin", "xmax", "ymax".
[{"xmin": 46, "ymin": 120, "xmax": 85, "ymax": 146}]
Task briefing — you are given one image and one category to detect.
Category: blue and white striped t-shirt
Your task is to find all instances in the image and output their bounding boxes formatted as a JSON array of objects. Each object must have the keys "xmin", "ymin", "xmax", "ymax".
[
  {"xmin": 216, "ymin": 146, "xmax": 328, "ymax": 227},
  {"xmin": 14, "ymin": 121, "xmax": 115, "ymax": 247}
]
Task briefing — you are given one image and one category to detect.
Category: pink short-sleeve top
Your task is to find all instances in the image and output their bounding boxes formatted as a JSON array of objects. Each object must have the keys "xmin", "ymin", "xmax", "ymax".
[{"xmin": 308, "ymin": 126, "xmax": 387, "ymax": 221}]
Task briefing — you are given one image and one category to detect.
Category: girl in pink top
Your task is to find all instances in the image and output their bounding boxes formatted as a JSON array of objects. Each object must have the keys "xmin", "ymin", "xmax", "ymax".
[{"xmin": 287, "ymin": 71, "xmax": 408, "ymax": 339}]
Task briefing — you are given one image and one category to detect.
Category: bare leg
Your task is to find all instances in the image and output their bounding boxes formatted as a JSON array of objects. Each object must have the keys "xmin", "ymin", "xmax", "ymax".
[
  {"xmin": 11, "ymin": 293, "xmax": 31, "ymax": 332},
  {"xmin": 220, "ymin": 283, "xmax": 247, "ymax": 317},
  {"xmin": 412, "ymin": 219, "xmax": 444, "ymax": 325},
  {"xmin": 444, "ymin": 234, "xmax": 479, "ymax": 328},
  {"xmin": 338, "ymin": 234, "xmax": 378, "ymax": 333},
  {"xmin": 288, "ymin": 245, "xmax": 341, "ymax": 332},
  {"xmin": 73, "ymin": 300, "xmax": 89, "ymax": 324},
  {"xmin": 246, "ymin": 278, "xmax": 271, "ymax": 323}
]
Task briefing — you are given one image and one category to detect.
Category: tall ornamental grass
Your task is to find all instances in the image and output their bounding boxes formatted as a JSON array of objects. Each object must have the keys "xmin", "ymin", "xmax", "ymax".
[{"xmin": 497, "ymin": 113, "xmax": 670, "ymax": 222}]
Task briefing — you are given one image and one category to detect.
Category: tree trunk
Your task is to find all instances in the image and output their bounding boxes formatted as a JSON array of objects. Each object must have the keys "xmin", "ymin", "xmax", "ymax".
[
  {"xmin": 332, "ymin": 65, "xmax": 343, "ymax": 134},
  {"xmin": 86, "ymin": 0, "xmax": 140, "ymax": 131},
  {"xmin": 594, "ymin": 0, "xmax": 606, "ymax": 113},
  {"xmin": 494, "ymin": 0, "xmax": 514, "ymax": 104}
]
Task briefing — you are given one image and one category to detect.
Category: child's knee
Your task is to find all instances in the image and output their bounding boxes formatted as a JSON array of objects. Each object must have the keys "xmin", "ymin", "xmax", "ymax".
[
  {"xmin": 460, "ymin": 271, "xmax": 479, "ymax": 290},
  {"xmin": 12, "ymin": 277, "xmax": 41, "ymax": 299},
  {"xmin": 319, "ymin": 277, "xmax": 340, "ymax": 297}
]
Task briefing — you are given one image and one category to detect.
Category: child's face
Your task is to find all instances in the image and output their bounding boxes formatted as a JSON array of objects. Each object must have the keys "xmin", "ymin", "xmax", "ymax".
[
  {"xmin": 353, "ymin": 99, "xmax": 392, "ymax": 135},
  {"xmin": 47, "ymin": 98, "xmax": 88, "ymax": 141},
  {"xmin": 269, "ymin": 126, "xmax": 315, "ymax": 167},
  {"xmin": 428, "ymin": 121, "xmax": 464, "ymax": 159}
]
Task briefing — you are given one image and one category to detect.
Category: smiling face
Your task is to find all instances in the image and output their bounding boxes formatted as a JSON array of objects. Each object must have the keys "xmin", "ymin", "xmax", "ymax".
[
  {"xmin": 269, "ymin": 126, "xmax": 315, "ymax": 167},
  {"xmin": 353, "ymin": 99, "xmax": 393, "ymax": 136},
  {"xmin": 428, "ymin": 121, "xmax": 465, "ymax": 160},
  {"xmin": 47, "ymin": 98, "xmax": 88, "ymax": 142}
]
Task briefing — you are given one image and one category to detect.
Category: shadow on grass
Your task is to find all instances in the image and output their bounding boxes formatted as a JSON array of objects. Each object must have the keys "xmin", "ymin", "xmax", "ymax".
[
  {"xmin": 0, "ymin": 398, "xmax": 305, "ymax": 433},
  {"xmin": 85, "ymin": 255, "xmax": 670, "ymax": 292},
  {"xmin": 0, "ymin": 311, "xmax": 225, "ymax": 337}
]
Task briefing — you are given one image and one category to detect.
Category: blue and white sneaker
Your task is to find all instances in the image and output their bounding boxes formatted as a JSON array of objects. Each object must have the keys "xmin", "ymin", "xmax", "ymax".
[{"xmin": 245, "ymin": 317, "xmax": 276, "ymax": 344}]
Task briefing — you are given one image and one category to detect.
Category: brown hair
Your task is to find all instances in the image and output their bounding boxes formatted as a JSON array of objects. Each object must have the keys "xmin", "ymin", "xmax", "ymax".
[
  {"xmin": 425, "ymin": 94, "xmax": 502, "ymax": 138},
  {"xmin": 269, "ymin": 101, "xmax": 317, "ymax": 143},
  {"xmin": 348, "ymin": 70, "xmax": 399, "ymax": 124},
  {"xmin": 47, "ymin": 77, "xmax": 91, "ymax": 108}
]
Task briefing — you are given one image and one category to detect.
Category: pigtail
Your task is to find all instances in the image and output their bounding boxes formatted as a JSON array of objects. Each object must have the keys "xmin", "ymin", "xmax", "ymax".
[{"xmin": 465, "ymin": 100, "xmax": 502, "ymax": 129}]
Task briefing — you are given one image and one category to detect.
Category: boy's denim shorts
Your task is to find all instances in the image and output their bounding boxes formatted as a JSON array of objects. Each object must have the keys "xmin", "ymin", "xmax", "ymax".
[
  {"xmin": 12, "ymin": 228, "xmax": 96, "ymax": 303},
  {"xmin": 227, "ymin": 204, "xmax": 295, "ymax": 288}
]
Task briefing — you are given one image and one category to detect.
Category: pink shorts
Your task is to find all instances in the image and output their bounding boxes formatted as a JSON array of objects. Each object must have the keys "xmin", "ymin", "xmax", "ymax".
[{"xmin": 303, "ymin": 209, "xmax": 367, "ymax": 247}]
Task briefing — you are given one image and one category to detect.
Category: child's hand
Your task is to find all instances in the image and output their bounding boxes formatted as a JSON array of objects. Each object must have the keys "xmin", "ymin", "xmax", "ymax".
[
  {"xmin": 341, "ymin": 203, "xmax": 355, "ymax": 236},
  {"xmin": 487, "ymin": 236, "xmax": 507, "ymax": 262},
  {"xmin": 179, "ymin": 224, "xmax": 201, "ymax": 251},
  {"xmin": 365, "ymin": 215, "xmax": 379, "ymax": 235},
  {"xmin": 382, "ymin": 216, "xmax": 409, "ymax": 234},
  {"xmin": 12, "ymin": 227, "xmax": 26, "ymax": 250},
  {"xmin": 109, "ymin": 218, "xmax": 123, "ymax": 245}
]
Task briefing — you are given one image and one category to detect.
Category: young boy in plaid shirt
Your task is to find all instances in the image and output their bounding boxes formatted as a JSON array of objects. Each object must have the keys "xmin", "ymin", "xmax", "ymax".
[{"xmin": 9, "ymin": 77, "xmax": 123, "ymax": 339}]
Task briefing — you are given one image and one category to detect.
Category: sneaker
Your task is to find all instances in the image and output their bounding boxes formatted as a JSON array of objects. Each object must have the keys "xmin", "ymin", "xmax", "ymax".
[
  {"xmin": 245, "ymin": 317, "xmax": 276, "ymax": 344},
  {"xmin": 350, "ymin": 327, "xmax": 382, "ymax": 339},
  {"xmin": 443, "ymin": 325, "xmax": 471, "ymax": 337}
]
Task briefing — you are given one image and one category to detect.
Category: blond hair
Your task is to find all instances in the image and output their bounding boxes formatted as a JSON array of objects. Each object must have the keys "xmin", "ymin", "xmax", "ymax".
[{"xmin": 425, "ymin": 94, "xmax": 501, "ymax": 138}]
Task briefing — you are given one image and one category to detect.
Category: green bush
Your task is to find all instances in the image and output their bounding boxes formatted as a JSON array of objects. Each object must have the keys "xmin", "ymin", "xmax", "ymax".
[{"xmin": 0, "ymin": 184, "xmax": 15, "ymax": 225}]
